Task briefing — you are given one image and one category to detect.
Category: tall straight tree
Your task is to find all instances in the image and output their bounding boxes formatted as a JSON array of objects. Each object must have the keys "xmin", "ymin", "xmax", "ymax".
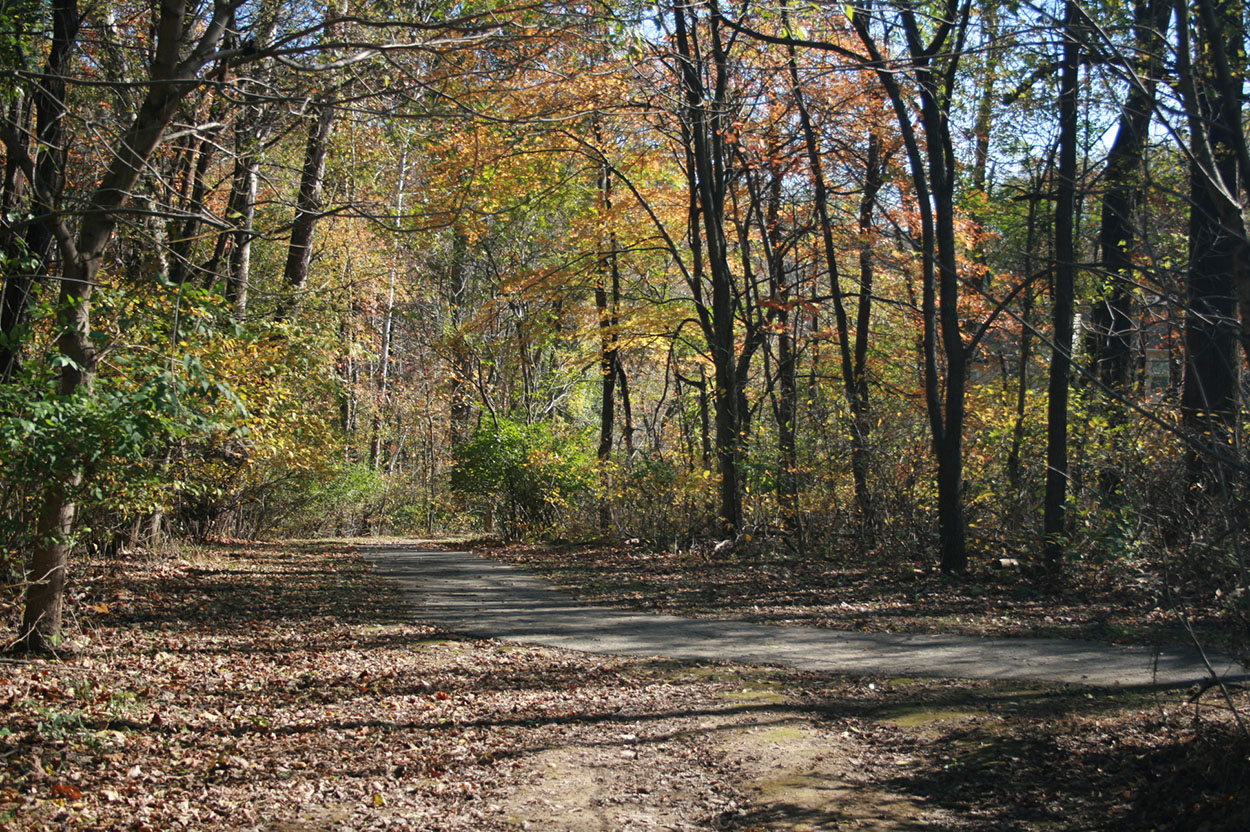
[
  {"xmin": 1043, "ymin": 0, "xmax": 1081, "ymax": 573},
  {"xmin": 0, "ymin": 0, "xmax": 78, "ymax": 382},
  {"xmin": 781, "ymin": 0, "xmax": 875, "ymax": 527},
  {"xmin": 278, "ymin": 98, "xmax": 336, "ymax": 320},
  {"xmin": 669, "ymin": 0, "xmax": 753, "ymax": 533},
  {"xmin": 846, "ymin": 0, "xmax": 973, "ymax": 571},
  {"xmin": 1175, "ymin": 0, "xmax": 1246, "ymax": 478},
  {"xmin": 1087, "ymin": 0, "xmax": 1171, "ymax": 396},
  {"xmin": 729, "ymin": 0, "xmax": 974, "ymax": 567},
  {"xmin": 595, "ymin": 150, "xmax": 625, "ymax": 532}
]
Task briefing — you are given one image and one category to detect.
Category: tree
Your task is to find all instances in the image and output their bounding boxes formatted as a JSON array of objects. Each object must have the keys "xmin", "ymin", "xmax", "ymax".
[
  {"xmin": 0, "ymin": 0, "xmax": 78, "ymax": 382},
  {"xmin": 4, "ymin": 0, "xmax": 242, "ymax": 651},
  {"xmin": 846, "ymin": 0, "xmax": 974, "ymax": 571},
  {"xmin": 1087, "ymin": 0, "xmax": 1171, "ymax": 398},
  {"xmin": 781, "ymin": 0, "xmax": 875, "ymax": 529},
  {"xmin": 1175, "ymin": 0, "xmax": 1246, "ymax": 481},
  {"xmin": 1043, "ymin": 0, "xmax": 1081, "ymax": 573},
  {"xmin": 668, "ymin": 1, "xmax": 753, "ymax": 533},
  {"xmin": 278, "ymin": 98, "xmax": 336, "ymax": 320}
]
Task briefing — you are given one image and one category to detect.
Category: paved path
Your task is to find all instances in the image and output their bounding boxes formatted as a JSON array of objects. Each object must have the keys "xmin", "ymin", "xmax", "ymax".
[{"xmin": 366, "ymin": 546, "xmax": 1247, "ymax": 688}]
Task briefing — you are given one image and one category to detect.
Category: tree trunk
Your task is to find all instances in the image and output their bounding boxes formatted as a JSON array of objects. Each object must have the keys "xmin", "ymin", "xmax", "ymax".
[
  {"xmin": 1008, "ymin": 188, "xmax": 1042, "ymax": 501},
  {"xmin": 1043, "ymin": 0, "xmax": 1081, "ymax": 574},
  {"xmin": 846, "ymin": 0, "xmax": 971, "ymax": 571},
  {"xmin": 673, "ymin": 4, "xmax": 744, "ymax": 533},
  {"xmin": 755, "ymin": 160, "xmax": 800, "ymax": 533},
  {"xmin": 617, "ymin": 362, "xmax": 635, "ymax": 459},
  {"xmin": 447, "ymin": 230, "xmax": 473, "ymax": 445},
  {"xmin": 851, "ymin": 133, "xmax": 883, "ymax": 531},
  {"xmin": 783, "ymin": 11, "xmax": 867, "ymax": 528},
  {"xmin": 278, "ymin": 100, "xmax": 335, "ymax": 319},
  {"xmin": 169, "ymin": 54, "xmax": 229, "ymax": 286},
  {"xmin": 225, "ymin": 151, "xmax": 259, "ymax": 316},
  {"xmin": 370, "ymin": 149, "xmax": 407, "ymax": 469},
  {"xmin": 594, "ymin": 149, "xmax": 623, "ymax": 532},
  {"xmin": 0, "ymin": 0, "xmax": 79, "ymax": 382},
  {"xmin": 596, "ymin": 275, "xmax": 618, "ymax": 531},
  {"xmin": 1188, "ymin": 0, "xmax": 1250, "ymax": 372},
  {"xmin": 1176, "ymin": 0, "xmax": 1245, "ymax": 480},
  {"xmin": 1088, "ymin": 0, "xmax": 1169, "ymax": 397}
]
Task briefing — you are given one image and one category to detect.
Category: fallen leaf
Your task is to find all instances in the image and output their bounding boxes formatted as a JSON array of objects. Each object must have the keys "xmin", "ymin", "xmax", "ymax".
[{"xmin": 51, "ymin": 783, "xmax": 83, "ymax": 800}]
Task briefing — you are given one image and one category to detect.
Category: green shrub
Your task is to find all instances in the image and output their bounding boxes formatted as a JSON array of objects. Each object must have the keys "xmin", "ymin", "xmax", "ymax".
[{"xmin": 450, "ymin": 418, "xmax": 593, "ymax": 540}]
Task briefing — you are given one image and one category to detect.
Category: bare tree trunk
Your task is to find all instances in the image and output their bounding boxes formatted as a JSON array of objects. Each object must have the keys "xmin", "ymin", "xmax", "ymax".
[
  {"xmin": 783, "ymin": 5, "xmax": 866, "ymax": 528},
  {"xmin": 750, "ymin": 159, "xmax": 800, "ymax": 535},
  {"xmin": 1187, "ymin": 0, "xmax": 1250, "ymax": 372},
  {"xmin": 617, "ymin": 362, "xmax": 634, "ymax": 459},
  {"xmin": 851, "ymin": 133, "xmax": 883, "ymax": 531},
  {"xmin": 848, "ymin": 0, "xmax": 971, "ymax": 572},
  {"xmin": 170, "ymin": 128, "xmax": 220, "ymax": 285},
  {"xmin": 1089, "ymin": 0, "xmax": 1169, "ymax": 395},
  {"xmin": 1008, "ymin": 188, "xmax": 1042, "ymax": 500},
  {"xmin": 672, "ymin": 4, "xmax": 746, "ymax": 533},
  {"xmin": 370, "ymin": 149, "xmax": 406, "ymax": 469},
  {"xmin": 225, "ymin": 150, "xmax": 259, "ymax": 316},
  {"xmin": 593, "ymin": 143, "xmax": 623, "ymax": 532},
  {"xmin": 1176, "ymin": 0, "xmax": 1246, "ymax": 482},
  {"xmin": 0, "ymin": 0, "xmax": 79, "ymax": 382},
  {"xmin": 596, "ymin": 272, "xmax": 618, "ymax": 531},
  {"xmin": 169, "ymin": 53, "xmax": 230, "ymax": 286},
  {"xmin": 277, "ymin": 100, "xmax": 335, "ymax": 319},
  {"xmin": 0, "ymin": 93, "xmax": 33, "ymax": 382},
  {"xmin": 1044, "ymin": 0, "xmax": 1081, "ymax": 574},
  {"xmin": 447, "ymin": 230, "xmax": 473, "ymax": 445}
]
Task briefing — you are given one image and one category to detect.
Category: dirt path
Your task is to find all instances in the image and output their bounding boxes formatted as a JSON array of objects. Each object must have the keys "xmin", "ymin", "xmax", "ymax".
[{"xmin": 366, "ymin": 545, "xmax": 1247, "ymax": 688}]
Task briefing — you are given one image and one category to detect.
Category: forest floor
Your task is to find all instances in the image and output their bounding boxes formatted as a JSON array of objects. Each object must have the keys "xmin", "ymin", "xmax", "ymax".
[{"xmin": 2, "ymin": 540, "xmax": 1248, "ymax": 832}]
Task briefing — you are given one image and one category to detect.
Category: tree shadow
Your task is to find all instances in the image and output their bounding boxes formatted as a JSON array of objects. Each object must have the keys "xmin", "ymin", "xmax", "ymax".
[{"xmin": 49, "ymin": 541, "xmax": 1247, "ymax": 832}]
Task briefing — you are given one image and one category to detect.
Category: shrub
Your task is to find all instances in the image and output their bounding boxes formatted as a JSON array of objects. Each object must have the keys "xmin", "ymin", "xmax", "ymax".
[{"xmin": 450, "ymin": 418, "xmax": 593, "ymax": 540}]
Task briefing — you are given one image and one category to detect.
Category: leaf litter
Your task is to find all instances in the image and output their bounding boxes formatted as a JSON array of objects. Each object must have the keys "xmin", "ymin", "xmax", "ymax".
[{"xmin": 2, "ymin": 541, "xmax": 1248, "ymax": 831}]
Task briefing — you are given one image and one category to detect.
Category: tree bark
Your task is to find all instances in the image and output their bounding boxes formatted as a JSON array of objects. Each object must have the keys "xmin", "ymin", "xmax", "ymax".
[
  {"xmin": 0, "ymin": 0, "xmax": 79, "ymax": 382},
  {"xmin": 277, "ymin": 100, "xmax": 335, "ymax": 319},
  {"xmin": 595, "ymin": 166, "xmax": 622, "ymax": 531},
  {"xmin": 1043, "ymin": 0, "xmax": 1081, "ymax": 574},
  {"xmin": 169, "ymin": 53, "xmax": 230, "ymax": 286},
  {"xmin": 783, "ymin": 1, "xmax": 869, "ymax": 527},
  {"xmin": 1176, "ymin": 0, "xmax": 1245, "ymax": 481},
  {"xmin": 851, "ymin": 133, "xmax": 883, "ymax": 531},
  {"xmin": 370, "ymin": 149, "xmax": 406, "ymax": 469},
  {"xmin": 1088, "ymin": 0, "xmax": 1169, "ymax": 396},
  {"xmin": 672, "ymin": 4, "xmax": 744, "ymax": 533},
  {"xmin": 447, "ymin": 230, "xmax": 473, "ymax": 445},
  {"xmin": 1187, "ymin": 0, "xmax": 1250, "ymax": 372},
  {"xmin": 847, "ymin": 0, "xmax": 970, "ymax": 571},
  {"xmin": 225, "ymin": 149, "xmax": 259, "ymax": 316}
]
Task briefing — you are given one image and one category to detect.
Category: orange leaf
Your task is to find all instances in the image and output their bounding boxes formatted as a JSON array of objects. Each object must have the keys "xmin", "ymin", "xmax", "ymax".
[{"xmin": 51, "ymin": 783, "xmax": 83, "ymax": 800}]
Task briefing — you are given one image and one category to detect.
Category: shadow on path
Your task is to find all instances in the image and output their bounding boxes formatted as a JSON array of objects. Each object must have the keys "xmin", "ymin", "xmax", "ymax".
[{"xmin": 365, "ymin": 546, "xmax": 1248, "ymax": 688}]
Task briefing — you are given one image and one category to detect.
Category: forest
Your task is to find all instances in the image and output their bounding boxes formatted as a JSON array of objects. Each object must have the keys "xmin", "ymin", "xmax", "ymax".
[{"xmin": 0, "ymin": 0, "xmax": 1248, "ymax": 827}]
